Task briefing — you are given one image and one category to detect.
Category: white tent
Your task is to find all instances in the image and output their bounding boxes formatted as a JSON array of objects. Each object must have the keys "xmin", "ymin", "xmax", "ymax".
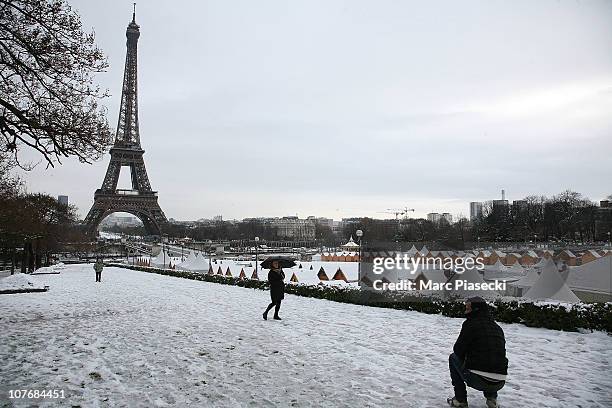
[
  {"xmin": 406, "ymin": 245, "xmax": 419, "ymax": 257},
  {"xmin": 419, "ymin": 245, "xmax": 429, "ymax": 257},
  {"xmin": 505, "ymin": 262, "xmax": 526, "ymax": 276},
  {"xmin": 415, "ymin": 268, "xmax": 448, "ymax": 284},
  {"xmin": 177, "ymin": 250, "xmax": 198, "ymax": 270},
  {"xmin": 489, "ymin": 259, "xmax": 504, "ymax": 271},
  {"xmin": 523, "ymin": 259, "xmax": 580, "ymax": 303},
  {"xmin": 444, "ymin": 267, "xmax": 500, "ymax": 300},
  {"xmin": 532, "ymin": 256, "xmax": 546, "ymax": 268},
  {"xmin": 150, "ymin": 250, "xmax": 167, "ymax": 266},
  {"xmin": 567, "ymin": 256, "xmax": 612, "ymax": 297},
  {"xmin": 483, "ymin": 259, "xmax": 524, "ymax": 282},
  {"xmin": 187, "ymin": 253, "xmax": 210, "ymax": 272},
  {"xmin": 509, "ymin": 261, "xmax": 546, "ymax": 296}
]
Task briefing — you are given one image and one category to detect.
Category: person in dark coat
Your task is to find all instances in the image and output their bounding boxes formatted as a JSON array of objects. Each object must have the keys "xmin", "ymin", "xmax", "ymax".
[
  {"xmin": 263, "ymin": 260, "xmax": 285, "ymax": 320},
  {"xmin": 447, "ymin": 297, "xmax": 508, "ymax": 408},
  {"xmin": 94, "ymin": 258, "xmax": 103, "ymax": 282}
]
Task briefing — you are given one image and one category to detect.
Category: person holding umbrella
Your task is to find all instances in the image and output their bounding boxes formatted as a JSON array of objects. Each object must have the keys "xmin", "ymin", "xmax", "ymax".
[{"xmin": 261, "ymin": 256, "xmax": 295, "ymax": 320}]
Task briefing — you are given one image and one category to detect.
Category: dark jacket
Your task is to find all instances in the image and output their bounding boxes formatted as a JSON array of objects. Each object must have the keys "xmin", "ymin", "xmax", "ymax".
[
  {"xmin": 453, "ymin": 305, "xmax": 508, "ymax": 374},
  {"xmin": 268, "ymin": 269, "xmax": 285, "ymax": 302}
]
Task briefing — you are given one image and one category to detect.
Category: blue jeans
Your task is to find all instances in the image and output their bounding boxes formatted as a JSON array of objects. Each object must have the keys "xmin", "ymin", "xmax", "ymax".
[{"xmin": 449, "ymin": 353, "xmax": 505, "ymax": 403}]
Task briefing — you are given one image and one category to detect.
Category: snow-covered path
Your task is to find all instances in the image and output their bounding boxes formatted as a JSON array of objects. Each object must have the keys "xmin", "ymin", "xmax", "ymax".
[{"xmin": 0, "ymin": 265, "xmax": 610, "ymax": 408}]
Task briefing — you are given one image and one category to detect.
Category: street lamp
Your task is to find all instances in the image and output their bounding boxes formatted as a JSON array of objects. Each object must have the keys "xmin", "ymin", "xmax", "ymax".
[
  {"xmin": 255, "ymin": 236, "xmax": 260, "ymax": 276},
  {"xmin": 356, "ymin": 229, "xmax": 363, "ymax": 282},
  {"xmin": 162, "ymin": 235, "xmax": 167, "ymax": 268}
]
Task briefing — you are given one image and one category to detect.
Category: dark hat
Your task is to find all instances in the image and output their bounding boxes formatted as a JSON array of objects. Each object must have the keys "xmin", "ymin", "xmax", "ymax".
[{"xmin": 466, "ymin": 296, "xmax": 489, "ymax": 314}]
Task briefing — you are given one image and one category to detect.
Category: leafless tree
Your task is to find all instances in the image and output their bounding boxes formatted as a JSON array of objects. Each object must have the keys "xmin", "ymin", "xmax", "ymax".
[{"xmin": 0, "ymin": 0, "xmax": 111, "ymax": 169}]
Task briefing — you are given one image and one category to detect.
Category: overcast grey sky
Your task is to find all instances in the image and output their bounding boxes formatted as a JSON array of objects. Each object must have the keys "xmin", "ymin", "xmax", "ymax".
[{"xmin": 18, "ymin": 0, "xmax": 612, "ymax": 221}]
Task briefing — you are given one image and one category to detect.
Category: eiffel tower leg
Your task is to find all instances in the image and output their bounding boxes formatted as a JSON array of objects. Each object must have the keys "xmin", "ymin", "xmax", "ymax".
[
  {"xmin": 84, "ymin": 205, "xmax": 107, "ymax": 236},
  {"xmin": 132, "ymin": 161, "xmax": 151, "ymax": 191},
  {"xmin": 101, "ymin": 160, "xmax": 121, "ymax": 191},
  {"xmin": 140, "ymin": 215, "xmax": 161, "ymax": 236}
]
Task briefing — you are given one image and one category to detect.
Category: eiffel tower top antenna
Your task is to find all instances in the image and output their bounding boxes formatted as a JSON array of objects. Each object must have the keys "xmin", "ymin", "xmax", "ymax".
[{"xmin": 116, "ymin": 4, "xmax": 141, "ymax": 148}]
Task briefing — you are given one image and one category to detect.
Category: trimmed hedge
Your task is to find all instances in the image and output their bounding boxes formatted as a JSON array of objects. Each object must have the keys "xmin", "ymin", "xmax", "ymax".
[{"xmin": 108, "ymin": 263, "xmax": 612, "ymax": 334}]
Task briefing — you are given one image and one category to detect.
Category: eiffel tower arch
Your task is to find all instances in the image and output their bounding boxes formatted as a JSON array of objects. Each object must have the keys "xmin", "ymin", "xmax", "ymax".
[{"xmin": 84, "ymin": 9, "xmax": 167, "ymax": 236}]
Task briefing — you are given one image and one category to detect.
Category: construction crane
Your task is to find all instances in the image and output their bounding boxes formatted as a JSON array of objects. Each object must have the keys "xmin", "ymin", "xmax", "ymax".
[{"xmin": 378, "ymin": 207, "xmax": 415, "ymax": 220}]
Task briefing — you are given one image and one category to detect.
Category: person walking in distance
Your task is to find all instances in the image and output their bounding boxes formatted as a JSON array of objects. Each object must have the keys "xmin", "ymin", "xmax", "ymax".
[{"xmin": 94, "ymin": 258, "xmax": 103, "ymax": 282}]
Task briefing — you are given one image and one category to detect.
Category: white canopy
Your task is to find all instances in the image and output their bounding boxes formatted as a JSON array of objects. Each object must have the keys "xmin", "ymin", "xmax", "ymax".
[
  {"xmin": 523, "ymin": 259, "xmax": 580, "ymax": 303},
  {"xmin": 444, "ymin": 267, "xmax": 500, "ymax": 300},
  {"xmin": 567, "ymin": 256, "xmax": 612, "ymax": 295},
  {"xmin": 406, "ymin": 245, "xmax": 419, "ymax": 257}
]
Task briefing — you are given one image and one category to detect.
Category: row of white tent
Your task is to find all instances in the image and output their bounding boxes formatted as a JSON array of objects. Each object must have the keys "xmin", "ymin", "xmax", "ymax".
[{"xmin": 142, "ymin": 248, "xmax": 611, "ymax": 304}]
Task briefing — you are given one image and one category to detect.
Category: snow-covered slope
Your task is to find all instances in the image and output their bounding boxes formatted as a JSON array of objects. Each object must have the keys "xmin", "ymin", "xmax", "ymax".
[
  {"xmin": 0, "ymin": 273, "xmax": 46, "ymax": 291},
  {"xmin": 0, "ymin": 264, "xmax": 609, "ymax": 407}
]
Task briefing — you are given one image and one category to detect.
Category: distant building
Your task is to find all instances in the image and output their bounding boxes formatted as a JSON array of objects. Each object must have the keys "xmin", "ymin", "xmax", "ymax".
[
  {"xmin": 492, "ymin": 199, "xmax": 509, "ymax": 207},
  {"xmin": 427, "ymin": 213, "xmax": 442, "ymax": 223},
  {"xmin": 212, "ymin": 215, "xmax": 223, "ymax": 222},
  {"xmin": 513, "ymin": 200, "xmax": 528, "ymax": 210},
  {"xmin": 271, "ymin": 217, "xmax": 315, "ymax": 240},
  {"xmin": 470, "ymin": 202, "xmax": 483, "ymax": 220},
  {"xmin": 442, "ymin": 213, "xmax": 453, "ymax": 223},
  {"xmin": 58, "ymin": 195, "xmax": 68, "ymax": 206},
  {"xmin": 100, "ymin": 214, "xmax": 141, "ymax": 228},
  {"xmin": 595, "ymin": 200, "xmax": 612, "ymax": 240}
]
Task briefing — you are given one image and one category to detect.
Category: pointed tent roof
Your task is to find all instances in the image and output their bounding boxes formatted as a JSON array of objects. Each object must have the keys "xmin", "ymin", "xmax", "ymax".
[
  {"xmin": 584, "ymin": 249, "xmax": 602, "ymax": 259},
  {"xmin": 177, "ymin": 250, "xmax": 198, "ymax": 270},
  {"xmin": 150, "ymin": 250, "xmax": 167, "ymax": 266},
  {"xmin": 342, "ymin": 236, "xmax": 360, "ymax": 248},
  {"xmin": 406, "ymin": 245, "xmax": 419, "ymax": 257},
  {"xmin": 186, "ymin": 252, "xmax": 209, "ymax": 271},
  {"xmin": 317, "ymin": 267, "xmax": 329, "ymax": 281},
  {"xmin": 531, "ymin": 256, "xmax": 547, "ymax": 268},
  {"xmin": 445, "ymin": 268, "xmax": 500, "ymax": 300},
  {"xmin": 559, "ymin": 249, "xmax": 576, "ymax": 258},
  {"xmin": 524, "ymin": 260, "xmax": 580, "ymax": 303},
  {"xmin": 506, "ymin": 261, "xmax": 526, "ymax": 275},
  {"xmin": 483, "ymin": 261, "xmax": 524, "ymax": 282},
  {"xmin": 419, "ymin": 246, "xmax": 429, "ymax": 256},
  {"xmin": 513, "ymin": 258, "xmax": 555, "ymax": 289},
  {"xmin": 332, "ymin": 268, "xmax": 348, "ymax": 282}
]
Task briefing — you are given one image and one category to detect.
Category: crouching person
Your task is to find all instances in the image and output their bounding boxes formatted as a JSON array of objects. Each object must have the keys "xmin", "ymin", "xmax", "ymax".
[{"xmin": 447, "ymin": 296, "xmax": 508, "ymax": 408}]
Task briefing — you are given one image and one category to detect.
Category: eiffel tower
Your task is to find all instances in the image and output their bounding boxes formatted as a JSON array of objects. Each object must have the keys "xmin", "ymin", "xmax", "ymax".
[{"xmin": 84, "ymin": 7, "xmax": 167, "ymax": 236}]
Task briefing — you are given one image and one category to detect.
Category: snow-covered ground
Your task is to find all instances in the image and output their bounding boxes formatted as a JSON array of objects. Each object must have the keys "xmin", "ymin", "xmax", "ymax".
[
  {"xmin": 0, "ymin": 264, "xmax": 610, "ymax": 407},
  {"xmin": 0, "ymin": 273, "xmax": 46, "ymax": 292}
]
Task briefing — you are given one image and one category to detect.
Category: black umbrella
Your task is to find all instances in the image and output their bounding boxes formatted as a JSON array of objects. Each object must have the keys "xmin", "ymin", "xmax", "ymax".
[{"xmin": 260, "ymin": 256, "xmax": 297, "ymax": 269}]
